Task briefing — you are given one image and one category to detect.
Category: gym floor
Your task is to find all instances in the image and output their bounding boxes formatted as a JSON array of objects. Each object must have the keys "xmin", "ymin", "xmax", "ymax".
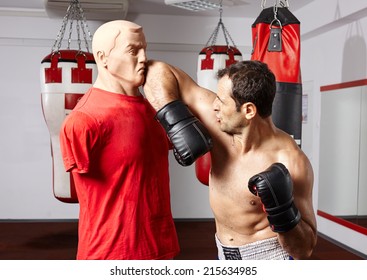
[{"xmin": 0, "ymin": 220, "xmax": 364, "ymax": 260}]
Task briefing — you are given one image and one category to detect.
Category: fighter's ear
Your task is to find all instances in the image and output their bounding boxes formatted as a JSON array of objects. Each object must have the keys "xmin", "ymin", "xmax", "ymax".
[{"xmin": 241, "ymin": 102, "xmax": 257, "ymax": 120}]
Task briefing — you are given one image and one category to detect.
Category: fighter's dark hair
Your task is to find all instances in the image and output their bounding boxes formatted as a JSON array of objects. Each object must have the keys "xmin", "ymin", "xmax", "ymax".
[{"xmin": 217, "ymin": 60, "xmax": 276, "ymax": 118}]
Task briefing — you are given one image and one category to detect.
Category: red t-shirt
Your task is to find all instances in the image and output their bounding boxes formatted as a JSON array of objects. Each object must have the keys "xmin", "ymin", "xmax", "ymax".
[{"xmin": 60, "ymin": 88, "xmax": 179, "ymax": 259}]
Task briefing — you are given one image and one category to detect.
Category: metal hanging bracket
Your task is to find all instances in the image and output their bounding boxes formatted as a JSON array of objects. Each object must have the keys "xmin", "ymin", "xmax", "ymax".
[
  {"xmin": 267, "ymin": 0, "xmax": 283, "ymax": 52},
  {"xmin": 270, "ymin": 1, "xmax": 283, "ymax": 29}
]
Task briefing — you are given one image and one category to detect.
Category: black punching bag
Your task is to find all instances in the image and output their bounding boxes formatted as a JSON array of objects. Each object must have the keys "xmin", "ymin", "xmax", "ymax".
[{"xmin": 251, "ymin": 5, "xmax": 302, "ymax": 146}]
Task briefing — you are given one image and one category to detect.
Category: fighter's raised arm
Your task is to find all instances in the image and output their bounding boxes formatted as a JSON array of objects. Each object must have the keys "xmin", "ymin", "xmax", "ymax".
[
  {"xmin": 144, "ymin": 60, "xmax": 215, "ymax": 126},
  {"xmin": 143, "ymin": 60, "xmax": 214, "ymax": 166}
]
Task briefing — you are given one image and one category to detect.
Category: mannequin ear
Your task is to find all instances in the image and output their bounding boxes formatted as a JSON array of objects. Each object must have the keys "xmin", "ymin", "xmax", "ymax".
[
  {"xmin": 241, "ymin": 102, "xmax": 257, "ymax": 120},
  {"xmin": 96, "ymin": 51, "xmax": 108, "ymax": 67}
]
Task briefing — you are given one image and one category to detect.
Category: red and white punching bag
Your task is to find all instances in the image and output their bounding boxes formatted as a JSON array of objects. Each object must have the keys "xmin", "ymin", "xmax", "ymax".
[
  {"xmin": 197, "ymin": 45, "xmax": 242, "ymax": 92},
  {"xmin": 41, "ymin": 0, "xmax": 96, "ymax": 203},
  {"xmin": 196, "ymin": 45, "xmax": 242, "ymax": 186},
  {"xmin": 251, "ymin": 3, "xmax": 302, "ymax": 146},
  {"xmin": 195, "ymin": 6, "xmax": 243, "ymax": 186},
  {"xmin": 41, "ymin": 50, "xmax": 97, "ymax": 203}
]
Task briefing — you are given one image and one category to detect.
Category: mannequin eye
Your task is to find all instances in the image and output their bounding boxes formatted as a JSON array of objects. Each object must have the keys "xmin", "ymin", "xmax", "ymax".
[{"xmin": 128, "ymin": 48, "xmax": 137, "ymax": 55}]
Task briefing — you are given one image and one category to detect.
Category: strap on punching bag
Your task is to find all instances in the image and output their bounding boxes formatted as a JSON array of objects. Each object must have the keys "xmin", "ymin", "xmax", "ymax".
[{"xmin": 252, "ymin": 0, "xmax": 302, "ymax": 147}]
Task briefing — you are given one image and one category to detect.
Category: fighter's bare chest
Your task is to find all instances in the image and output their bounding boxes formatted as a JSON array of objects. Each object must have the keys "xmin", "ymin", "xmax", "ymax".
[{"xmin": 210, "ymin": 152, "xmax": 277, "ymax": 194}]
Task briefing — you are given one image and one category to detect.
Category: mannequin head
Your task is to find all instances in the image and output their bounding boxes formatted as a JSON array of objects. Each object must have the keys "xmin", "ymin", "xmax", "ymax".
[{"xmin": 92, "ymin": 20, "xmax": 147, "ymax": 94}]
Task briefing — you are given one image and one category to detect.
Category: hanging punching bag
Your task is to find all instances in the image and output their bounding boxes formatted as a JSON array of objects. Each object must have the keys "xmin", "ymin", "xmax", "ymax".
[
  {"xmin": 198, "ymin": 45, "xmax": 242, "ymax": 92},
  {"xmin": 251, "ymin": 4, "xmax": 302, "ymax": 147},
  {"xmin": 195, "ymin": 7, "xmax": 242, "ymax": 186},
  {"xmin": 196, "ymin": 46, "xmax": 242, "ymax": 186},
  {"xmin": 41, "ymin": 50, "xmax": 97, "ymax": 203},
  {"xmin": 41, "ymin": 1, "xmax": 96, "ymax": 203}
]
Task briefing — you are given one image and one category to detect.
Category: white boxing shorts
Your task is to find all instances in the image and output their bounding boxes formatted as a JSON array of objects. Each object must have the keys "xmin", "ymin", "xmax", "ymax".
[{"xmin": 215, "ymin": 235, "xmax": 291, "ymax": 260}]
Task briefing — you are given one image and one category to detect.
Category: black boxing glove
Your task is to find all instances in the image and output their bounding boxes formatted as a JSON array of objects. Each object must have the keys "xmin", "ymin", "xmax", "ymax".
[
  {"xmin": 248, "ymin": 163, "xmax": 301, "ymax": 233},
  {"xmin": 156, "ymin": 100, "xmax": 213, "ymax": 166}
]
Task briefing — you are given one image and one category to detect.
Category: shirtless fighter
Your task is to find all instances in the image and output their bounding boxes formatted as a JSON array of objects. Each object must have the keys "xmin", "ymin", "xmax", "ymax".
[{"xmin": 143, "ymin": 60, "xmax": 317, "ymax": 260}]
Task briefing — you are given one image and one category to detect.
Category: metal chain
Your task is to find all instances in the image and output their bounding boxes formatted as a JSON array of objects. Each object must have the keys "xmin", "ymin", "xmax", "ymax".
[
  {"xmin": 261, "ymin": 0, "xmax": 266, "ymax": 9},
  {"xmin": 76, "ymin": 0, "xmax": 92, "ymax": 52},
  {"xmin": 261, "ymin": 0, "xmax": 290, "ymax": 9},
  {"xmin": 273, "ymin": 0, "xmax": 279, "ymax": 20},
  {"xmin": 50, "ymin": 0, "xmax": 92, "ymax": 53},
  {"xmin": 221, "ymin": 22, "xmax": 237, "ymax": 47},
  {"xmin": 76, "ymin": 20, "xmax": 82, "ymax": 51},
  {"xmin": 79, "ymin": 3, "xmax": 92, "ymax": 53},
  {"xmin": 205, "ymin": 25, "xmax": 219, "ymax": 46},
  {"xmin": 67, "ymin": 7, "xmax": 74, "ymax": 49},
  {"xmin": 205, "ymin": 2, "xmax": 237, "ymax": 48},
  {"xmin": 51, "ymin": 4, "xmax": 71, "ymax": 53}
]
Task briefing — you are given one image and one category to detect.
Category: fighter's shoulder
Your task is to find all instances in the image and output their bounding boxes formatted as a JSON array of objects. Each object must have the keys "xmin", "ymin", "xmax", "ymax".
[{"xmin": 275, "ymin": 133, "xmax": 313, "ymax": 177}]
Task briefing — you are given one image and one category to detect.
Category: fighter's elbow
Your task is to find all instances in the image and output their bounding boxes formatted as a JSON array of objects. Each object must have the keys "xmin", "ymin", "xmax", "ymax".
[{"xmin": 291, "ymin": 233, "xmax": 317, "ymax": 260}]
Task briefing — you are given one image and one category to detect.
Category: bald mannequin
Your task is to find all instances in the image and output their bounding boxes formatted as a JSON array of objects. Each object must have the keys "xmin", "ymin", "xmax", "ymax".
[
  {"xmin": 92, "ymin": 20, "xmax": 147, "ymax": 95},
  {"xmin": 59, "ymin": 20, "xmax": 179, "ymax": 260}
]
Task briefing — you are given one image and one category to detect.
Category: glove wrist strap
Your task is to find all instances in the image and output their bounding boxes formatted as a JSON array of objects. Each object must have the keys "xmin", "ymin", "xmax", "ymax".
[
  {"xmin": 267, "ymin": 202, "xmax": 301, "ymax": 233},
  {"xmin": 156, "ymin": 100, "xmax": 193, "ymax": 132}
]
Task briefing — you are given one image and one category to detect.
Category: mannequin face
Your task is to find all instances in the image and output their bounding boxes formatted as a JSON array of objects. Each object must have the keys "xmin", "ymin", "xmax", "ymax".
[{"xmin": 103, "ymin": 26, "xmax": 147, "ymax": 88}]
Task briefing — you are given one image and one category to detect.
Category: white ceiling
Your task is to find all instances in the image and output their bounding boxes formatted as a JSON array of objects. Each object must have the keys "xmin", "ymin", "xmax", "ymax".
[{"xmin": 0, "ymin": 0, "xmax": 314, "ymax": 19}]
